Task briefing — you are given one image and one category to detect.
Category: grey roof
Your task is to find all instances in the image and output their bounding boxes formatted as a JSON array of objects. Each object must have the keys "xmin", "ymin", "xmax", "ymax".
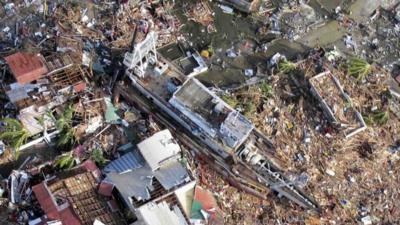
[
  {"xmin": 103, "ymin": 151, "xmax": 191, "ymax": 208},
  {"xmin": 154, "ymin": 161, "xmax": 190, "ymax": 190},
  {"xmin": 220, "ymin": 111, "xmax": 254, "ymax": 149},
  {"xmin": 105, "ymin": 165, "xmax": 154, "ymax": 203},
  {"xmin": 103, "ymin": 151, "xmax": 144, "ymax": 173},
  {"xmin": 137, "ymin": 201, "xmax": 188, "ymax": 225},
  {"xmin": 173, "ymin": 78, "xmax": 215, "ymax": 120},
  {"xmin": 6, "ymin": 83, "xmax": 39, "ymax": 103},
  {"xmin": 138, "ymin": 130, "xmax": 181, "ymax": 171}
]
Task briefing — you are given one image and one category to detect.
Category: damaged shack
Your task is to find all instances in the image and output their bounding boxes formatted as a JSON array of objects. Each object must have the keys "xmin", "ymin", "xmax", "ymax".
[{"xmin": 309, "ymin": 70, "xmax": 367, "ymax": 138}]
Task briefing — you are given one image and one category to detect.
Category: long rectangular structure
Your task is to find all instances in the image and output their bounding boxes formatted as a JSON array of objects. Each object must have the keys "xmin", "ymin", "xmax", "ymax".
[
  {"xmin": 309, "ymin": 71, "xmax": 367, "ymax": 138},
  {"xmin": 122, "ymin": 32, "xmax": 320, "ymax": 211}
]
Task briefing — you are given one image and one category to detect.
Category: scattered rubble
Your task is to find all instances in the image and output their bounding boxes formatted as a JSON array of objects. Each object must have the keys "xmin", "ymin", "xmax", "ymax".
[{"xmin": 0, "ymin": 0, "xmax": 399, "ymax": 225}]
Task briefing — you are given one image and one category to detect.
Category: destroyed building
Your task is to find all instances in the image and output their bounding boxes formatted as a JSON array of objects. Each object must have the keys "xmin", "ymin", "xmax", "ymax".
[
  {"xmin": 31, "ymin": 160, "xmax": 125, "ymax": 225},
  {"xmin": 102, "ymin": 129, "xmax": 195, "ymax": 225},
  {"xmin": 1, "ymin": 51, "xmax": 91, "ymax": 148},
  {"xmin": 169, "ymin": 78, "xmax": 254, "ymax": 151},
  {"xmin": 121, "ymin": 30, "xmax": 319, "ymax": 210},
  {"xmin": 1, "ymin": 0, "xmax": 400, "ymax": 224},
  {"xmin": 309, "ymin": 71, "xmax": 367, "ymax": 138}
]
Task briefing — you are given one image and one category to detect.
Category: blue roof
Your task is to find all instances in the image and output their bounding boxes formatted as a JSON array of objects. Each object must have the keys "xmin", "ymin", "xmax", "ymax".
[{"xmin": 103, "ymin": 151, "xmax": 144, "ymax": 174}]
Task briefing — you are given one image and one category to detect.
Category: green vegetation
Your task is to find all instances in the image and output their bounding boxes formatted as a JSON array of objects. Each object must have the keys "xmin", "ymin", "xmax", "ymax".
[
  {"xmin": 260, "ymin": 82, "xmax": 274, "ymax": 99},
  {"xmin": 362, "ymin": 115, "xmax": 374, "ymax": 126},
  {"xmin": 221, "ymin": 94, "xmax": 238, "ymax": 108},
  {"xmin": 90, "ymin": 148, "xmax": 109, "ymax": 166},
  {"xmin": 207, "ymin": 45, "xmax": 214, "ymax": 55},
  {"xmin": 48, "ymin": 105, "xmax": 76, "ymax": 147},
  {"xmin": 363, "ymin": 110, "xmax": 389, "ymax": 126},
  {"xmin": 348, "ymin": 57, "xmax": 372, "ymax": 81},
  {"xmin": 372, "ymin": 110, "xmax": 389, "ymax": 125},
  {"xmin": 57, "ymin": 128, "xmax": 76, "ymax": 147},
  {"xmin": 278, "ymin": 60, "xmax": 296, "ymax": 74},
  {"xmin": 243, "ymin": 101, "xmax": 256, "ymax": 117},
  {"xmin": 0, "ymin": 118, "xmax": 30, "ymax": 158},
  {"xmin": 55, "ymin": 153, "xmax": 75, "ymax": 170}
]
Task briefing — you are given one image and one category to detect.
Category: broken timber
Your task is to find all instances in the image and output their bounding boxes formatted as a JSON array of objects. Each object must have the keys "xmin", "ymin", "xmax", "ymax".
[{"xmin": 113, "ymin": 83, "xmax": 320, "ymax": 211}]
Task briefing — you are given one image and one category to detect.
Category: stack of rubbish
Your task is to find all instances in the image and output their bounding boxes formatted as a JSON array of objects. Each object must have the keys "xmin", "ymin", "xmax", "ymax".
[{"xmin": 222, "ymin": 55, "xmax": 400, "ymax": 224}]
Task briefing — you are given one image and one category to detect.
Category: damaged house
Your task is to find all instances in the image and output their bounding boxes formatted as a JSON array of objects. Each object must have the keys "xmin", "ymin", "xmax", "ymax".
[
  {"xmin": 102, "ymin": 129, "xmax": 195, "ymax": 225},
  {"xmin": 121, "ymin": 29, "xmax": 319, "ymax": 210},
  {"xmin": 31, "ymin": 160, "xmax": 125, "ymax": 225},
  {"xmin": 309, "ymin": 71, "xmax": 367, "ymax": 138},
  {"xmin": 1, "ymin": 52, "xmax": 90, "ymax": 147}
]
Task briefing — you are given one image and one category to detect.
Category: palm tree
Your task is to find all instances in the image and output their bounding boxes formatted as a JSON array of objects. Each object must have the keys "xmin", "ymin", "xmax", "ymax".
[
  {"xmin": 221, "ymin": 94, "xmax": 238, "ymax": 108},
  {"xmin": 48, "ymin": 104, "xmax": 76, "ymax": 147},
  {"xmin": 243, "ymin": 100, "xmax": 256, "ymax": 118},
  {"xmin": 90, "ymin": 148, "xmax": 109, "ymax": 166},
  {"xmin": 55, "ymin": 104, "xmax": 74, "ymax": 131},
  {"xmin": 57, "ymin": 128, "xmax": 76, "ymax": 147},
  {"xmin": 260, "ymin": 82, "xmax": 273, "ymax": 99},
  {"xmin": 372, "ymin": 110, "xmax": 389, "ymax": 125},
  {"xmin": 348, "ymin": 57, "xmax": 372, "ymax": 81},
  {"xmin": 363, "ymin": 110, "xmax": 389, "ymax": 126},
  {"xmin": 0, "ymin": 118, "xmax": 30, "ymax": 158},
  {"xmin": 278, "ymin": 60, "xmax": 296, "ymax": 74},
  {"xmin": 55, "ymin": 152, "xmax": 75, "ymax": 170}
]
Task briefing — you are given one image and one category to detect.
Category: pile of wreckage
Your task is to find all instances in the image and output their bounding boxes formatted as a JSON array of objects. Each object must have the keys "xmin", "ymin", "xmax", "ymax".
[
  {"xmin": 0, "ymin": 0, "xmax": 400, "ymax": 225},
  {"xmin": 0, "ymin": 128, "xmax": 224, "ymax": 225},
  {"xmin": 217, "ymin": 50, "xmax": 400, "ymax": 223}
]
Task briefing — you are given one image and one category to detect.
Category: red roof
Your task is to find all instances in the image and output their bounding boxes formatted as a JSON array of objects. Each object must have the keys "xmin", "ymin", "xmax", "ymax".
[
  {"xmin": 59, "ymin": 207, "xmax": 82, "ymax": 225},
  {"xmin": 82, "ymin": 159, "xmax": 101, "ymax": 180},
  {"xmin": 193, "ymin": 186, "xmax": 218, "ymax": 216},
  {"xmin": 98, "ymin": 181, "xmax": 114, "ymax": 197},
  {"xmin": 32, "ymin": 183, "xmax": 82, "ymax": 225},
  {"xmin": 73, "ymin": 82, "xmax": 86, "ymax": 93},
  {"xmin": 4, "ymin": 52, "xmax": 48, "ymax": 84},
  {"xmin": 32, "ymin": 183, "xmax": 59, "ymax": 220}
]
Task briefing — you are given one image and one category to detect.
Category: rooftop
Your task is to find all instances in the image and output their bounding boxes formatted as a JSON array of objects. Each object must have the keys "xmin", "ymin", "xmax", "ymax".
[
  {"xmin": 169, "ymin": 78, "xmax": 253, "ymax": 149},
  {"xmin": 32, "ymin": 160, "xmax": 123, "ymax": 225},
  {"xmin": 103, "ymin": 133, "xmax": 191, "ymax": 209},
  {"xmin": 170, "ymin": 78, "xmax": 232, "ymax": 137},
  {"xmin": 137, "ymin": 129, "xmax": 181, "ymax": 171},
  {"xmin": 4, "ymin": 52, "xmax": 48, "ymax": 84},
  {"xmin": 135, "ymin": 201, "xmax": 188, "ymax": 225}
]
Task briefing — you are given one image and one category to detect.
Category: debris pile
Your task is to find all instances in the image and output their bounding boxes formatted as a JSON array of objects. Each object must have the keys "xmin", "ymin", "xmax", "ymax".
[{"xmin": 0, "ymin": 0, "xmax": 399, "ymax": 225}]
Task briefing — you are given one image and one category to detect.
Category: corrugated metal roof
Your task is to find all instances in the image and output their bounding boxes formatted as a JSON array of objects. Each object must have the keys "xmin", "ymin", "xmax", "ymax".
[
  {"xmin": 138, "ymin": 129, "xmax": 181, "ymax": 171},
  {"xmin": 104, "ymin": 97, "xmax": 121, "ymax": 124},
  {"xmin": 103, "ymin": 151, "xmax": 191, "ymax": 209},
  {"xmin": 155, "ymin": 161, "xmax": 190, "ymax": 191},
  {"xmin": 138, "ymin": 201, "xmax": 188, "ymax": 225},
  {"xmin": 32, "ymin": 183, "xmax": 59, "ymax": 220},
  {"xmin": 104, "ymin": 166, "xmax": 153, "ymax": 203},
  {"xmin": 103, "ymin": 151, "xmax": 144, "ymax": 174},
  {"xmin": 6, "ymin": 83, "xmax": 37, "ymax": 103}
]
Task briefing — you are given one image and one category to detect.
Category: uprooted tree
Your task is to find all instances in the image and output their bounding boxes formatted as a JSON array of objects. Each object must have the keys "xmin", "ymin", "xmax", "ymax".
[
  {"xmin": 348, "ymin": 57, "xmax": 372, "ymax": 81},
  {"xmin": 278, "ymin": 60, "xmax": 297, "ymax": 74}
]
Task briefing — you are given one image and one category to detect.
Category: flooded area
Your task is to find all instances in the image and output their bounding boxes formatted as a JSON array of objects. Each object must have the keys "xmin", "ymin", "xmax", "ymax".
[{"xmin": 174, "ymin": 0, "xmax": 315, "ymax": 88}]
